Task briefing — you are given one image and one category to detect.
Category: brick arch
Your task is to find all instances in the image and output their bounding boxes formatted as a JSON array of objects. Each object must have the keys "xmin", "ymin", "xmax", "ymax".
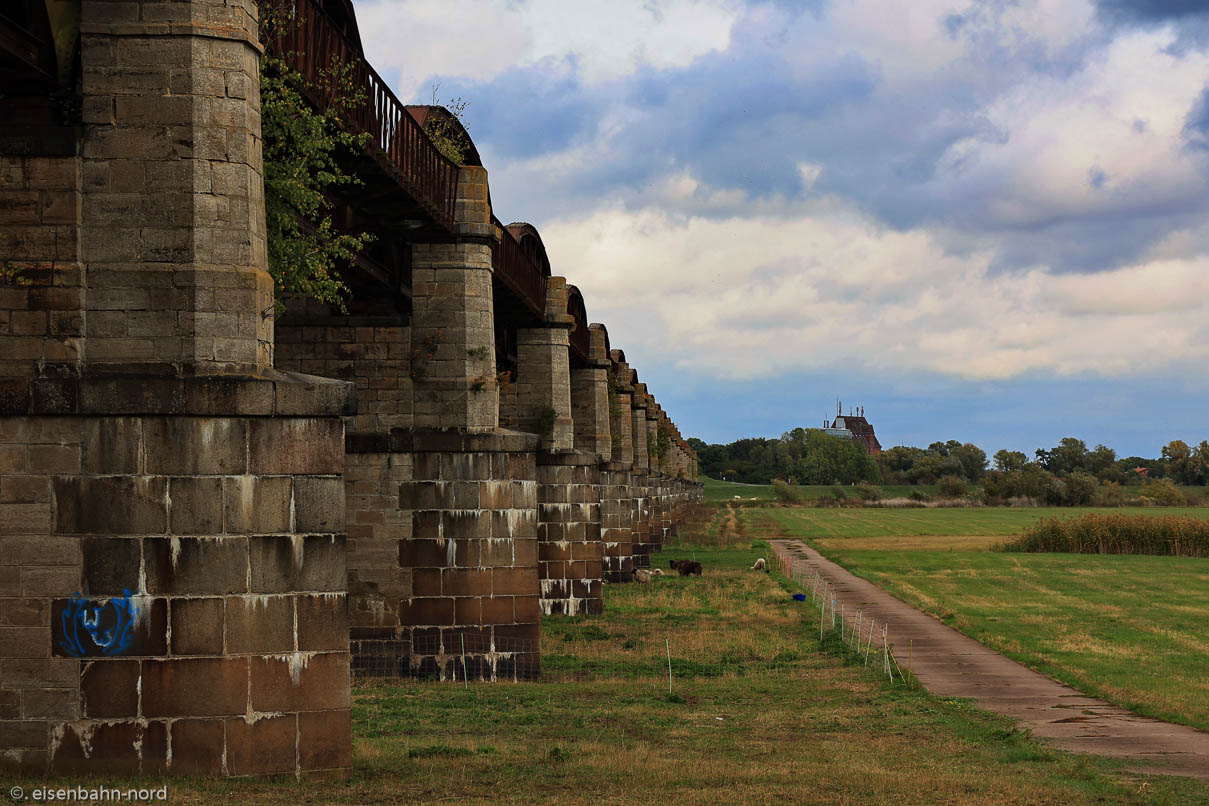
[
  {"xmin": 566, "ymin": 284, "xmax": 590, "ymax": 363},
  {"xmin": 505, "ymin": 222, "xmax": 552, "ymax": 277}
]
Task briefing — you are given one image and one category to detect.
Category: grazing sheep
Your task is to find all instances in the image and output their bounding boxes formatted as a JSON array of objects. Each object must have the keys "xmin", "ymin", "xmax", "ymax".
[
  {"xmin": 634, "ymin": 569, "xmax": 652, "ymax": 583},
  {"xmin": 751, "ymin": 558, "xmax": 767, "ymax": 571}
]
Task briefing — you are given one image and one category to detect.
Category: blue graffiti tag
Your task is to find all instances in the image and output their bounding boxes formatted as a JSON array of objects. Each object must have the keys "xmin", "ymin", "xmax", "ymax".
[{"xmin": 58, "ymin": 589, "xmax": 140, "ymax": 657}]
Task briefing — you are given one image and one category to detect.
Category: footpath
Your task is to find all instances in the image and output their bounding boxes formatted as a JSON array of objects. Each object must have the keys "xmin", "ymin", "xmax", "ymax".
[{"xmin": 772, "ymin": 539, "xmax": 1209, "ymax": 780}]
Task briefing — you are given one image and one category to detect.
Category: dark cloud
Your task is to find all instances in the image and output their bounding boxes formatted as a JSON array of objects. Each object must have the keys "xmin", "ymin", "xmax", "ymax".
[
  {"xmin": 1185, "ymin": 85, "xmax": 1209, "ymax": 149},
  {"xmin": 448, "ymin": 1, "xmax": 1209, "ymax": 275},
  {"xmin": 1095, "ymin": 0, "xmax": 1209, "ymax": 50},
  {"xmin": 1096, "ymin": 0, "xmax": 1209, "ymax": 23}
]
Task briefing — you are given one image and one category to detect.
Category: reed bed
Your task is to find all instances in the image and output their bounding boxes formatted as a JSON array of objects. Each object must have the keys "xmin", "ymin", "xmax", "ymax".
[{"xmin": 1002, "ymin": 513, "xmax": 1209, "ymax": 556}]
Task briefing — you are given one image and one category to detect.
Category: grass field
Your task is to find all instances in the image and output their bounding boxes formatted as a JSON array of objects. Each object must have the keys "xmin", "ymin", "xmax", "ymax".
[
  {"xmin": 760, "ymin": 505, "xmax": 1209, "ymax": 539},
  {"xmin": 9, "ymin": 509, "xmax": 1209, "ymax": 803},
  {"xmin": 700, "ymin": 476, "xmax": 935, "ymax": 502},
  {"xmin": 112, "ymin": 540, "xmax": 1206, "ymax": 805},
  {"xmin": 742, "ymin": 506, "xmax": 1209, "ymax": 735}
]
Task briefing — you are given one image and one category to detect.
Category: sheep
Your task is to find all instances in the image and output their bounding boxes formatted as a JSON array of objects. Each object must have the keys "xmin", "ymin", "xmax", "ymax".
[
  {"xmin": 649, "ymin": 568, "xmax": 664, "ymax": 576},
  {"xmin": 751, "ymin": 558, "xmax": 767, "ymax": 571},
  {"xmin": 668, "ymin": 559, "xmax": 702, "ymax": 577},
  {"xmin": 634, "ymin": 569, "xmax": 652, "ymax": 583}
]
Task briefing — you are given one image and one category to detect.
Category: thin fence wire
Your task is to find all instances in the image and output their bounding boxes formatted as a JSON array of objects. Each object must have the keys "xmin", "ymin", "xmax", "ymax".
[{"xmin": 772, "ymin": 549, "xmax": 909, "ymax": 684}]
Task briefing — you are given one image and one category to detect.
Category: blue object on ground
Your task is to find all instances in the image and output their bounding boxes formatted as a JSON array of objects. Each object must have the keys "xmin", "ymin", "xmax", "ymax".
[{"xmin": 792, "ymin": 593, "xmax": 806, "ymax": 602}]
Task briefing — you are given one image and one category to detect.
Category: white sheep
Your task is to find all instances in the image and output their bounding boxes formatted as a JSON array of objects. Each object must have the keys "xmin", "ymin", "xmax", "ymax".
[
  {"xmin": 634, "ymin": 569, "xmax": 652, "ymax": 583},
  {"xmin": 751, "ymin": 558, "xmax": 767, "ymax": 571}
]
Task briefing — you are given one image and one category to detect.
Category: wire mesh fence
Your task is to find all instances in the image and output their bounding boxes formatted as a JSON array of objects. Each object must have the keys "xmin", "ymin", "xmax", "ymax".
[
  {"xmin": 351, "ymin": 622, "xmax": 813, "ymax": 686},
  {"xmin": 771, "ymin": 550, "xmax": 910, "ymax": 684},
  {"xmin": 352, "ymin": 631, "xmax": 543, "ymax": 682}
]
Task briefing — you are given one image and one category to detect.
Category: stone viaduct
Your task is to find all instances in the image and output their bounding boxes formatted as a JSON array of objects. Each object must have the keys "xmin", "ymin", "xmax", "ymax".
[{"xmin": 0, "ymin": 0, "xmax": 701, "ymax": 781}]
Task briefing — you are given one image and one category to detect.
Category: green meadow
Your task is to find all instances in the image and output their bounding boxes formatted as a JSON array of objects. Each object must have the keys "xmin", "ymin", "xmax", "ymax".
[
  {"xmin": 701, "ymin": 475, "xmax": 935, "ymax": 502},
  {"xmin": 742, "ymin": 506, "xmax": 1209, "ymax": 733}
]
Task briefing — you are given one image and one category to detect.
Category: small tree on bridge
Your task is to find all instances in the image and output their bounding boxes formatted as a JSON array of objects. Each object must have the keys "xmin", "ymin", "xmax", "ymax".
[{"xmin": 258, "ymin": 5, "xmax": 373, "ymax": 310}]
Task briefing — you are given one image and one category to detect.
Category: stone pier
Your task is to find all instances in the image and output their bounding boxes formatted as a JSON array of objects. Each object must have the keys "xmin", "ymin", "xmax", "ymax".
[{"xmin": 0, "ymin": 0, "xmax": 354, "ymax": 778}]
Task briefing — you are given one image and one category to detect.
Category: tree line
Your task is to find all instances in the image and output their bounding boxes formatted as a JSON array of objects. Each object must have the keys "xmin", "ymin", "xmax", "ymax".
[
  {"xmin": 687, "ymin": 429, "xmax": 880, "ymax": 486},
  {"xmin": 691, "ymin": 431, "xmax": 1209, "ymax": 504}
]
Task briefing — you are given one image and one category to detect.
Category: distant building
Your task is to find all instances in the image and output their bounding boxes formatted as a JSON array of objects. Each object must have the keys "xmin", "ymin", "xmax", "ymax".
[{"xmin": 822, "ymin": 402, "xmax": 882, "ymax": 456}]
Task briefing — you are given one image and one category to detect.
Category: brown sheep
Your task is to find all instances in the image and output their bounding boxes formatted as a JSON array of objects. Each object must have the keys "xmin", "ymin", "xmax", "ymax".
[{"xmin": 669, "ymin": 560, "xmax": 702, "ymax": 577}]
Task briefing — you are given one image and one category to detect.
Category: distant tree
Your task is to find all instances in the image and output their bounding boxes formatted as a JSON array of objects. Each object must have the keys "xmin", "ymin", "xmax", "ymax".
[
  {"xmin": 1087, "ymin": 444, "xmax": 1117, "ymax": 478},
  {"xmin": 1049, "ymin": 437, "xmax": 1090, "ymax": 476},
  {"xmin": 951, "ymin": 443, "xmax": 987, "ymax": 481},
  {"xmin": 1162, "ymin": 440, "xmax": 1194, "ymax": 485},
  {"xmin": 937, "ymin": 475, "xmax": 968, "ymax": 498},
  {"xmin": 1063, "ymin": 472, "xmax": 1098, "ymax": 506},
  {"xmin": 993, "ymin": 449, "xmax": 1028, "ymax": 472}
]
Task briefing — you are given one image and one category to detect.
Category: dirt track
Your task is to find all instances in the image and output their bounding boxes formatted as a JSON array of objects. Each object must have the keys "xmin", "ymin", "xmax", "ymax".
[{"xmin": 772, "ymin": 539, "xmax": 1209, "ymax": 780}]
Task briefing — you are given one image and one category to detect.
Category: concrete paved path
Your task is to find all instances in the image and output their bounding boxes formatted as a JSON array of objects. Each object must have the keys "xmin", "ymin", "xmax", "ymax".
[{"xmin": 772, "ymin": 539, "xmax": 1209, "ymax": 780}]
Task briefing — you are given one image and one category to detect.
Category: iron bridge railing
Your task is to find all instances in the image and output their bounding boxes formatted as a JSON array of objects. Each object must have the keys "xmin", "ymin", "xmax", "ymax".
[{"xmin": 267, "ymin": 0, "xmax": 458, "ymax": 231}]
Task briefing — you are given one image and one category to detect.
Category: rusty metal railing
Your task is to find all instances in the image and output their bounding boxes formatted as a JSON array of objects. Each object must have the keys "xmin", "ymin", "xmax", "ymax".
[
  {"xmin": 492, "ymin": 216, "xmax": 548, "ymax": 318},
  {"xmin": 266, "ymin": 0, "xmax": 458, "ymax": 230}
]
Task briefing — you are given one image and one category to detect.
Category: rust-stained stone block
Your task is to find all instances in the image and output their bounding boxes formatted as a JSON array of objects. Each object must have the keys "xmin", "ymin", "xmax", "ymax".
[
  {"xmin": 453, "ymin": 597, "xmax": 480, "ymax": 626},
  {"xmin": 141, "ymin": 657, "xmax": 248, "ymax": 718},
  {"xmin": 168, "ymin": 476, "xmax": 224, "ymax": 534},
  {"xmin": 410, "ymin": 510, "xmax": 442, "ymax": 540},
  {"xmin": 399, "ymin": 538, "xmax": 450, "ymax": 569},
  {"xmin": 225, "ymin": 714, "xmax": 297, "ymax": 777},
  {"xmin": 0, "ymin": 719, "xmax": 47, "ymax": 750},
  {"xmin": 0, "ymin": 691, "xmax": 18, "ymax": 719},
  {"xmin": 171, "ymin": 597, "xmax": 225, "ymax": 656},
  {"xmin": 297, "ymin": 594, "xmax": 347, "ymax": 652},
  {"xmin": 479, "ymin": 537, "xmax": 514, "ymax": 567},
  {"xmin": 223, "ymin": 475, "xmax": 291, "ymax": 534},
  {"xmin": 81, "ymin": 659, "xmax": 139, "ymax": 718},
  {"xmin": 411, "ymin": 568, "xmax": 441, "ymax": 597},
  {"xmin": 249, "ymin": 652, "xmax": 350, "ymax": 712},
  {"xmin": 80, "ymin": 536, "xmax": 140, "ymax": 595},
  {"xmin": 398, "ymin": 597, "xmax": 454, "ymax": 627},
  {"xmin": 479, "ymin": 596, "xmax": 514, "ymax": 625},
  {"xmin": 225, "ymin": 595, "xmax": 293, "ymax": 655},
  {"xmin": 145, "ymin": 537, "xmax": 247, "ymax": 595},
  {"xmin": 168, "ymin": 719, "xmax": 224, "ymax": 775},
  {"xmin": 53, "ymin": 476, "xmax": 167, "ymax": 535},
  {"xmin": 294, "ymin": 476, "xmax": 344, "ymax": 533},
  {"xmin": 249, "ymin": 534, "xmax": 345, "ymax": 593},
  {"xmin": 21, "ymin": 687, "xmax": 78, "ymax": 720},
  {"xmin": 81, "ymin": 418, "xmax": 142, "ymax": 473},
  {"xmin": 51, "ymin": 720, "xmax": 166, "ymax": 775},
  {"xmin": 248, "ymin": 418, "xmax": 343, "ymax": 475},
  {"xmin": 142, "ymin": 418, "xmax": 247, "ymax": 475},
  {"xmin": 492, "ymin": 568, "xmax": 536, "ymax": 596},
  {"xmin": 298, "ymin": 710, "xmax": 352, "ymax": 772},
  {"xmin": 442, "ymin": 568, "xmax": 491, "ymax": 597}
]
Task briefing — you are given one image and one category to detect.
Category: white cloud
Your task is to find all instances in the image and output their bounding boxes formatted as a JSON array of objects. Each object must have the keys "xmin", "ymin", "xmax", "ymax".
[
  {"xmin": 355, "ymin": 1, "xmax": 533, "ymax": 100},
  {"xmin": 936, "ymin": 26, "xmax": 1209, "ymax": 228},
  {"xmin": 354, "ymin": 0, "xmax": 738, "ymax": 100},
  {"xmin": 542, "ymin": 195, "xmax": 1209, "ymax": 382}
]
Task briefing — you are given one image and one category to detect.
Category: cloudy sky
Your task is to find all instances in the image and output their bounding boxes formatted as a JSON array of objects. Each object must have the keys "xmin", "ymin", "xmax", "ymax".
[{"xmin": 357, "ymin": 0, "xmax": 1209, "ymax": 457}]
